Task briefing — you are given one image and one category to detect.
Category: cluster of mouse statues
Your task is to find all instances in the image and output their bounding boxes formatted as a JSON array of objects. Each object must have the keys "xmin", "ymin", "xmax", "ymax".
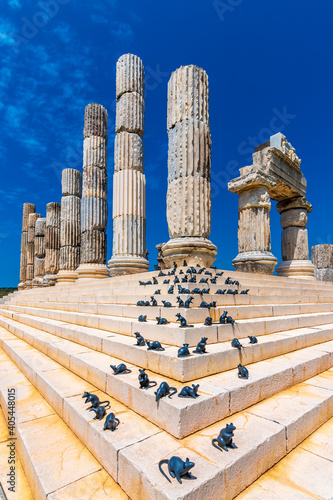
[{"xmin": 82, "ymin": 392, "xmax": 120, "ymax": 431}]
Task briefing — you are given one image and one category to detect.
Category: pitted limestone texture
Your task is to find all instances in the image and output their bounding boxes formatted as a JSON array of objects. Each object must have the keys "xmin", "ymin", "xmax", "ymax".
[{"xmin": 116, "ymin": 53, "xmax": 144, "ymax": 99}]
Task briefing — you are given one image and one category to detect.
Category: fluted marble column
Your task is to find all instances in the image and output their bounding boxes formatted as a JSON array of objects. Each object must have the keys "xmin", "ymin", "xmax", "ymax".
[
  {"xmin": 109, "ymin": 53, "xmax": 149, "ymax": 275},
  {"xmin": 311, "ymin": 244, "xmax": 333, "ymax": 281},
  {"xmin": 25, "ymin": 212, "xmax": 42, "ymax": 288},
  {"xmin": 57, "ymin": 169, "xmax": 81, "ymax": 283},
  {"xmin": 32, "ymin": 217, "xmax": 46, "ymax": 287},
  {"xmin": 276, "ymin": 196, "xmax": 315, "ymax": 278},
  {"xmin": 228, "ymin": 172, "xmax": 277, "ymax": 274},
  {"xmin": 18, "ymin": 203, "xmax": 35, "ymax": 290},
  {"xmin": 43, "ymin": 202, "xmax": 61, "ymax": 286},
  {"xmin": 76, "ymin": 103, "xmax": 109, "ymax": 279},
  {"xmin": 161, "ymin": 65, "xmax": 217, "ymax": 267}
]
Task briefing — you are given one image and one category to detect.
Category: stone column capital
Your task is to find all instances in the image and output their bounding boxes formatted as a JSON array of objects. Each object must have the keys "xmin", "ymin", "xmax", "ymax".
[
  {"xmin": 276, "ymin": 196, "xmax": 312, "ymax": 214},
  {"xmin": 228, "ymin": 169, "xmax": 276, "ymax": 195}
]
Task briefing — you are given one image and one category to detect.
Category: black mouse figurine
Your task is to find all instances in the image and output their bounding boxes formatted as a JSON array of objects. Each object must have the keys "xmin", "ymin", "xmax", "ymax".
[
  {"xmin": 163, "ymin": 279, "xmax": 170, "ymax": 284},
  {"xmin": 248, "ymin": 336, "xmax": 258, "ymax": 344},
  {"xmin": 240, "ymin": 289, "xmax": 250, "ymax": 295},
  {"xmin": 138, "ymin": 368, "xmax": 157, "ymax": 389},
  {"xmin": 150, "ymin": 296, "xmax": 158, "ymax": 306},
  {"xmin": 154, "ymin": 289, "xmax": 161, "ymax": 295},
  {"xmin": 110, "ymin": 363, "xmax": 132, "ymax": 375},
  {"xmin": 193, "ymin": 337, "xmax": 208, "ymax": 354},
  {"xmin": 138, "ymin": 315, "xmax": 147, "ymax": 322},
  {"xmin": 175, "ymin": 313, "xmax": 194, "ymax": 328},
  {"xmin": 225, "ymin": 277, "xmax": 232, "ymax": 284},
  {"xmin": 137, "ymin": 300, "xmax": 145, "ymax": 306},
  {"xmin": 158, "ymin": 271, "xmax": 166, "ymax": 277},
  {"xmin": 212, "ymin": 423, "xmax": 237, "ymax": 452},
  {"xmin": 146, "ymin": 340, "xmax": 165, "ymax": 351},
  {"xmin": 183, "ymin": 260, "xmax": 188, "ymax": 266},
  {"xmin": 155, "ymin": 381, "xmax": 177, "ymax": 402},
  {"xmin": 176, "ymin": 296, "xmax": 185, "ymax": 307},
  {"xmin": 227, "ymin": 315, "xmax": 235, "ymax": 325},
  {"xmin": 197, "ymin": 267, "xmax": 205, "ymax": 274},
  {"xmin": 216, "ymin": 271, "xmax": 224, "ymax": 276},
  {"xmin": 82, "ymin": 392, "xmax": 110, "ymax": 410},
  {"xmin": 201, "ymin": 288, "xmax": 210, "ymax": 294},
  {"xmin": 156, "ymin": 317, "xmax": 168, "ymax": 325},
  {"xmin": 177, "ymin": 343, "xmax": 190, "ymax": 357},
  {"xmin": 216, "ymin": 289, "xmax": 226, "ymax": 294},
  {"xmin": 178, "ymin": 384, "xmax": 199, "ymax": 398},
  {"xmin": 154, "ymin": 264, "xmax": 161, "ymax": 271},
  {"xmin": 238, "ymin": 363, "xmax": 249, "ymax": 379},
  {"xmin": 189, "ymin": 276, "xmax": 196, "ymax": 283},
  {"xmin": 143, "ymin": 301, "xmax": 150, "ymax": 307},
  {"xmin": 159, "ymin": 456, "xmax": 195, "ymax": 484},
  {"xmin": 210, "ymin": 277, "xmax": 217, "ymax": 284},
  {"xmin": 204, "ymin": 271, "xmax": 212, "ymax": 277},
  {"xmin": 134, "ymin": 332, "xmax": 145, "ymax": 346},
  {"xmin": 153, "ymin": 277, "xmax": 158, "ymax": 284},
  {"xmin": 184, "ymin": 297, "xmax": 193, "ymax": 308},
  {"xmin": 168, "ymin": 285, "xmax": 174, "ymax": 294},
  {"xmin": 103, "ymin": 412, "xmax": 120, "ymax": 431},
  {"xmin": 199, "ymin": 278, "xmax": 208, "ymax": 283},
  {"xmin": 200, "ymin": 301, "xmax": 211, "ymax": 308},
  {"xmin": 191, "ymin": 287, "xmax": 202, "ymax": 294},
  {"xmin": 231, "ymin": 338, "xmax": 242, "ymax": 350},
  {"xmin": 89, "ymin": 405, "xmax": 107, "ymax": 421},
  {"xmin": 204, "ymin": 317, "xmax": 213, "ymax": 326},
  {"xmin": 162, "ymin": 300, "xmax": 172, "ymax": 307},
  {"xmin": 139, "ymin": 280, "xmax": 152, "ymax": 286},
  {"xmin": 173, "ymin": 276, "xmax": 180, "ymax": 284}
]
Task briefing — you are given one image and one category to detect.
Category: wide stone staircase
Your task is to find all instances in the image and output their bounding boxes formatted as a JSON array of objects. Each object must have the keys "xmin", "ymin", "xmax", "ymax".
[{"xmin": 0, "ymin": 266, "xmax": 332, "ymax": 499}]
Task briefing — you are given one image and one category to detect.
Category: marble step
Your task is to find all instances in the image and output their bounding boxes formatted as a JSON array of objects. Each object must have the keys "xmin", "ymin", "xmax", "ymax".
[
  {"xmin": 0, "ymin": 327, "xmax": 332, "ymax": 499},
  {"xmin": 0, "ymin": 320, "xmax": 332, "ymax": 439},
  {"xmin": 0, "ymin": 347, "xmax": 129, "ymax": 500},
  {"xmin": 235, "ymin": 417, "xmax": 333, "ymax": 499},
  {"xmin": 1, "ymin": 309, "xmax": 333, "ymax": 382},
  {"xmin": 3, "ymin": 304, "xmax": 333, "ymax": 347}
]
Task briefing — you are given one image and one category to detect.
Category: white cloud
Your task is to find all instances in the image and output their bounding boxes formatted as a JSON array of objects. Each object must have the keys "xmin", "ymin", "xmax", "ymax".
[{"xmin": 7, "ymin": 0, "xmax": 23, "ymax": 9}]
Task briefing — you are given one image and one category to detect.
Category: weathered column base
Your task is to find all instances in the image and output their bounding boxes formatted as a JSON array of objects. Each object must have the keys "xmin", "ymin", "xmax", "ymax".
[
  {"xmin": 42, "ymin": 274, "xmax": 57, "ymax": 286},
  {"xmin": 18, "ymin": 283, "xmax": 25, "ymax": 291},
  {"xmin": 233, "ymin": 251, "xmax": 277, "ymax": 275},
  {"xmin": 108, "ymin": 256, "xmax": 149, "ymax": 277},
  {"xmin": 56, "ymin": 270, "xmax": 78, "ymax": 283},
  {"xmin": 276, "ymin": 260, "xmax": 315, "ymax": 279},
  {"xmin": 161, "ymin": 237, "xmax": 217, "ymax": 268},
  {"xmin": 32, "ymin": 278, "xmax": 44, "ymax": 288},
  {"xmin": 76, "ymin": 263, "xmax": 109, "ymax": 280}
]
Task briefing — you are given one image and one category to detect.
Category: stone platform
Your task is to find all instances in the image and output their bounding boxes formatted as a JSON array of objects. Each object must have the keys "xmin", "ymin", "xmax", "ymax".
[{"xmin": 0, "ymin": 266, "xmax": 333, "ymax": 499}]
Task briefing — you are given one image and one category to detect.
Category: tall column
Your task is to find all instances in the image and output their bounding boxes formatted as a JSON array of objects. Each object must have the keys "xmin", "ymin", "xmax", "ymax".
[
  {"xmin": 43, "ymin": 202, "xmax": 61, "ymax": 286},
  {"xmin": 228, "ymin": 172, "xmax": 277, "ymax": 274},
  {"xmin": 25, "ymin": 212, "xmax": 42, "ymax": 288},
  {"xmin": 161, "ymin": 65, "xmax": 217, "ymax": 267},
  {"xmin": 18, "ymin": 203, "xmax": 35, "ymax": 290},
  {"xmin": 311, "ymin": 244, "xmax": 333, "ymax": 282},
  {"xmin": 32, "ymin": 218, "xmax": 46, "ymax": 287},
  {"xmin": 276, "ymin": 196, "xmax": 315, "ymax": 278},
  {"xmin": 108, "ymin": 53, "xmax": 149, "ymax": 275},
  {"xmin": 76, "ymin": 103, "xmax": 109, "ymax": 279},
  {"xmin": 57, "ymin": 169, "xmax": 81, "ymax": 283}
]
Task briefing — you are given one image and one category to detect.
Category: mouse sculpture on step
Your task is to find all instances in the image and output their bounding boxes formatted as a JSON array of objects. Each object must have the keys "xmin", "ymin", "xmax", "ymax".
[
  {"xmin": 156, "ymin": 317, "xmax": 168, "ymax": 325},
  {"xmin": 212, "ymin": 423, "xmax": 237, "ymax": 452},
  {"xmin": 199, "ymin": 278, "xmax": 208, "ymax": 284},
  {"xmin": 138, "ymin": 368, "xmax": 157, "ymax": 389},
  {"xmin": 138, "ymin": 315, "xmax": 147, "ymax": 322},
  {"xmin": 178, "ymin": 384, "xmax": 200, "ymax": 398},
  {"xmin": 175, "ymin": 313, "xmax": 194, "ymax": 328},
  {"xmin": 103, "ymin": 412, "xmax": 120, "ymax": 431},
  {"xmin": 150, "ymin": 296, "xmax": 158, "ymax": 306},
  {"xmin": 176, "ymin": 296, "xmax": 185, "ymax": 307},
  {"xmin": 134, "ymin": 332, "xmax": 145, "ymax": 346},
  {"xmin": 210, "ymin": 277, "xmax": 217, "ymax": 284},
  {"xmin": 191, "ymin": 287, "xmax": 202, "ymax": 294},
  {"xmin": 204, "ymin": 271, "xmax": 212, "ymax": 277},
  {"xmin": 240, "ymin": 289, "xmax": 250, "ymax": 294},
  {"xmin": 184, "ymin": 297, "xmax": 193, "ymax": 308},
  {"xmin": 181, "ymin": 276, "xmax": 188, "ymax": 283},
  {"xmin": 231, "ymin": 338, "xmax": 242, "ymax": 350},
  {"xmin": 137, "ymin": 300, "xmax": 145, "ymax": 306},
  {"xmin": 146, "ymin": 340, "xmax": 165, "ymax": 351},
  {"xmin": 163, "ymin": 279, "xmax": 170, "ymax": 284},
  {"xmin": 173, "ymin": 276, "xmax": 180, "ymax": 284},
  {"xmin": 204, "ymin": 317, "xmax": 213, "ymax": 326},
  {"xmin": 154, "ymin": 289, "xmax": 161, "ymax": 295},
  {"xmin": 200, "ymin": 301, "xmax": 211, "ymax": 308},
  {"xmin": 201, "ymin": 288, "xmax": 210, "ymax": 294},
  {"xmin": 183, "ymin": 260, "xmax": 188, "ymax": 266},
  {"xmin": 162, "ymin": 300, "xmax": 172, "ymax": 307},
  {"xmin": 153, "ymin": 277, "xmax": 158, "ymax": 284},
  {"xmin": 158, "ymin": 271, "xmax": 166, "ymax": 277},
  {"xmin": 110, "ymin": 363, "xmax": 132, "ymax": 375},
  {"xmin": 159, "ymin": 456, "xmax": 196, "ymax": 484},
  {"xmin": 248, "ymin": 336, "xmax": 258, "ymax": 344},
  {"xmin": 189, "ymin": 275, "xmax": 197, "ymax": 283},
  {"xmin": 155, "ymin": 382, "xmax": 177, "ymax": 402},
  {"xmin": 238, "ymin": 364, "xmax": 249, "ymax": 379},
  {"xmin": 168, "ymin": 285, "xmax": 174, "ymax": 294},
  {"xmin": 193, "ymin": 337, "xmax": 208, "ymax": 354},
  {"xmin": 178, "ymin": 344, "xmax": 190, "ymax": 357},
  {"xmin": 82, "ymin": 392, "xmax": 110, "ymax": 410},
  {"xmin": 89, "ymin": 405, "xmax": 107, "ymax": 421},
  {"xmin": 216, "ymin": 271, "xmax": 224, "ymax": 276},
  {"xmin": 216, "ymin": 289, "xmax": 226, "ymax": 294},
  {"xmin": 178, "ymin": 285, "xmax": 191, "ymax": 294},
  {"xmin": 139, "ymin": 280, "xmax": 152, "ymax": 286}
]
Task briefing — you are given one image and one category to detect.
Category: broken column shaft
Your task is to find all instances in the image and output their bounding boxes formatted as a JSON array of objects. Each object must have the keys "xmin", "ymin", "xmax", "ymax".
[
  {"xmin": 18, "ymin": 203, "xmax": 35, "ymax": 290},
  {"xmin": 25, "ymin": 212, "xmax": 42, "ymax": 288},
  {"xmin": 161, "ymin": 65, "xmax": 217, "ymax": 267},
  {"xmin": 76, "ymin": 103, "xmax": 109, "ymax": 279},
  {"xmin": 109, "ymin": 53, "xmax": 149, "ymax": 275},
  {"xmin": 43, "ymin": 202, "xmax": 61, "ymax": 286},
  {"xmin": 57, "ymin": 169, "xmax": 81, "ymax": 283},
  {"xmin": 32, "ymin": 217, "xmax": 46, "ymax": 287}
]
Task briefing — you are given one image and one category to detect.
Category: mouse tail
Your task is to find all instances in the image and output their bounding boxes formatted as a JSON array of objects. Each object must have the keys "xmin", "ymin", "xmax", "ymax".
[
  {"xmin": 124, "ymin": 369, "xmax": 132, "ymax": 374},
  {"xmin": 158, "ymin": 460, "xmax": 171, "ymax": 483},
  {"xmin": 99, "ymin": 401, "xmax": 111, "ymax": 409},
  {"xmin": 148, "ymin": 381, "xmax": 157, "ymax": 388},
  {"xmin": 212, "ymin": 439, "xmax": 222, "ymax": 451},
  {"xmin": 168, "ymin": 387, "xmax": 177, "ymax": 398}
]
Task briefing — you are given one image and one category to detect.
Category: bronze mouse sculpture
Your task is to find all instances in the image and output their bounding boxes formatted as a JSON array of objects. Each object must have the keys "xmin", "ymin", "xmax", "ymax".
[
  {"xmin": 204, "ymin": 317, "xmax": 213, "ymax": 326},
  {"xmin": 155, "ymin": 381, "xmax": 177, "ymax": 402},
  {"xmin": 138, "ymin": 368, "xmax": 157, "ymax": 389},
  {"xmin": 248, "ymin": 336, "xmax": 258, "ymax": 344},
  {"xmin": 82, "ymin": 392, "xmax": 110, "ymax": 410},
  {"xmin": 134, "ymin": 332, "xmax": 145, "ymax": 346},
  {"xmin": 110, "ymin": 363, "xmax": 132, "ymax": 375},
  {"xmin": 146, "ymin": 340, "xmax": 165, "ymax": 351},
  {"xmin": 103, "ymin": 413, "xmax": 120, "ymax": 431},
  {"xmin": 238, "ymin": 363, "xmax": 249, "ymax": 379},
  {"xmin": 178, "ymin": 384, "xmax": 199, "ymax": 398},
  {"xmin": 175, "ymin": 313, "xmax": 194, "ymax": 328},
  {"xmin": 178, "ymin": 344, "xmax": 190, "ymax": 357},
  {"xmin": 193, "ymin": 337, "xmax": 208, "ymax": 354},
  {"xmin": 89, "ymin": 405, "xmax": 107, "ymax": 421},
  {"xmin": 159, "ymin": 456, "xmax": 195, "ymax": 484},
  {"xmin": 138, "ymin": 315, "xmax": 147, "ymax": 322},
  {"xmin": 212, "ymin": 423, "xmax": 237, "ymax": 452}
]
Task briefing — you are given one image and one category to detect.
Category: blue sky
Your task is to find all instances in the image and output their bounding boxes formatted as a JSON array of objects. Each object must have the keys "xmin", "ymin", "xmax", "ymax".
[{"xmin": 1, "ymin": 0, "xmax": 333, "ymax": 286}]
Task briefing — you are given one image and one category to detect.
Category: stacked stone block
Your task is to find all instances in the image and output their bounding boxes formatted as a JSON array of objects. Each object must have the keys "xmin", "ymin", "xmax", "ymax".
[
  {"xmin": 25, "ymin": 212, "xmax": 42, "ymax": 288},
  {"xmin": 32, "ymin": 218, "xmax": 46, "ymax": 287},
  {"xmin": 18, "ymin": 203, "xmax": 35, "ymax": 290},
  {"xmin": 43, "ymin": 202, "xmax": 61, "ymax": 286},
  {"xmin": 77, "ymin": 103, "xmax": 109, "ymax": 279},
  {"xmin": 161, "ymin": 65, "xmax": 217, "ymax": 267},
  {"xmin": 109, "ymin": 53, "xmax": 149, "ymax": 275},
  {"xmin": 57, "ymin": 169, "xmax": 81, "ymax": 283},
  {"xmin": 311, "ymin": 244, "xmax": 333, "ymax": 281}
]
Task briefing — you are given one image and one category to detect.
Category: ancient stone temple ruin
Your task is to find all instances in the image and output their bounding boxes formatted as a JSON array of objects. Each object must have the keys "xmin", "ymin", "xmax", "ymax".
[{"xmin": 1, "ymin": 54, "xmax": 332, "ymax": 500}]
